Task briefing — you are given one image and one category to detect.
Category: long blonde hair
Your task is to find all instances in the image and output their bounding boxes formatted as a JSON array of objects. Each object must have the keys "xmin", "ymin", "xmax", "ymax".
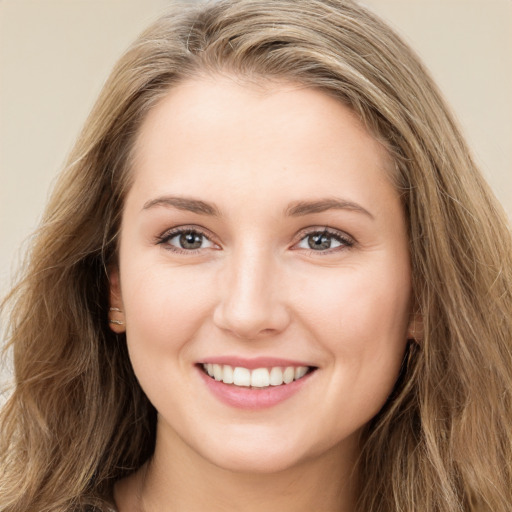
[{"xmin": 1, "ymin": 1, "xmax": 511, "ymax": 510}]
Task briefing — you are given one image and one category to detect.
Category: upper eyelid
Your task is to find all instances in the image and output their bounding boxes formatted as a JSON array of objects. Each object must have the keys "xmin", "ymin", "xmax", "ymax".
[
  {"xmin": 157, "ymin": 225, "xmax": 216, "ymax": 242},
  {"xmin": 294, "ymin": 226, "xmax": 355, "ymax": 244}
]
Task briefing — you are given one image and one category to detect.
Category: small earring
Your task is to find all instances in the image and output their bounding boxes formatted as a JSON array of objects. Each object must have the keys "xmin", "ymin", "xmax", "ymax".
[{"xmin": 109, "ymin": 307, "xmax": 125, "ymax": 328}]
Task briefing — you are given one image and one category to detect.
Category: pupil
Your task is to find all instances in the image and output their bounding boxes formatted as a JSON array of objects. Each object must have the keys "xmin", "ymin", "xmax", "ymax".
[
  {"xmin": 308, "ymin": 233, "xmax": 331, "ymax": 250},
  {"xmin": 180, "ymin": 232, "xmax": 202, "ymax": 249}
]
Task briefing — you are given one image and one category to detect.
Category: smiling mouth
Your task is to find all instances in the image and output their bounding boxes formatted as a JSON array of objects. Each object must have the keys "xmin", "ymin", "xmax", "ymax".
[{"xmin": 199, "ymin": 363, "xmax": 316, "ymax": 388}]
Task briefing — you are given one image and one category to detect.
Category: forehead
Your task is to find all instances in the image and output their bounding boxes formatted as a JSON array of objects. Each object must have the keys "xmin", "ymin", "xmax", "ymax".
[{"xmin": 127, "ymin": 77, "xmax": 396, "ymax": 213}]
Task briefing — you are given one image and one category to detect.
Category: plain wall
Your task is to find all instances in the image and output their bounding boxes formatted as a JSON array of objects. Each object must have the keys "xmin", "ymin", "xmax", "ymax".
[{"xmin": 1, "ymin": 0, "xmax": 511, "ymax": 382}]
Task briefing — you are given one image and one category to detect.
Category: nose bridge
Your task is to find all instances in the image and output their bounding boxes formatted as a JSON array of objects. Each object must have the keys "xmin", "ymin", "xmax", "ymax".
[{"xmin": 213, "ymin": 243, "xmax": 290, "ymax": 339}]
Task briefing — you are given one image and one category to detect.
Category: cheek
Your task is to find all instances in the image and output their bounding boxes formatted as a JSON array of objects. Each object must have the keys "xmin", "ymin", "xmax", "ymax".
[
  {"xmin": 297, "ymin": 263, "xmax": 411, "ymax": 391},
  {"xmin": 120, "ymin": 261, "xmax": 217, "ymax": 366},
  {"xmin": 296, "ymin": 264, "xmax": 410, "ymax": 343}
]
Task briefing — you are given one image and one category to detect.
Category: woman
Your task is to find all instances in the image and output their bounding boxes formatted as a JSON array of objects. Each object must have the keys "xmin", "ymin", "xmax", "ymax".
[{"xmin": 1, "ymin": 0, "xmax": 511, "ymax": 511}]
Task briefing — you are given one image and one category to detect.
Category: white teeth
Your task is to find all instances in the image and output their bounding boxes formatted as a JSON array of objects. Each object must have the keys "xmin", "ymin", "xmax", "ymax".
[
  {"xmin": 202, "ymin": 364, "xmax": 311, "ymax": 388},
  {"xmin": 269, "ymin": 367, "xmax": 284, "ymax": 386},
  {"xmin": 223, "ymin": 364, "xmax": 234, "ymax": 384},
  {"xmin": 295, "ymin": 366, "xmax": 308, "ymax": 380},
  {"xmin": 233, "ymin": 367, "xmax": 251, "ymax": 386},
  {"xmin": 283, "ymin": 366, "xmax": 295, "ymax": 384},
  {"xmin": 213, "ymin": 364, "xmax": 223, "ymax": 381},
  {"xmin": 251, "ymin": 368, "xmax": 270, "ymax": 388}
]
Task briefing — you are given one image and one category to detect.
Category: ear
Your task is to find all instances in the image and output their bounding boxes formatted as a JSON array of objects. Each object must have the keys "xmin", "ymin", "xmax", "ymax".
[
  {"xmin": 407, "ymin": 313, "xmax": 423, "ymax": 343},
  {"xmin": 108, "ymin": 266, "xmax": 125, "ymax": 334}
]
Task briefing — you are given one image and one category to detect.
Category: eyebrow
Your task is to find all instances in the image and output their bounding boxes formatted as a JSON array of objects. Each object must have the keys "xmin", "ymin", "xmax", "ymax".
[
  {"xmin": 142, "ymin": 195, "xmax": 373, "ymax": 219},
  {"xmin": 284, "ymin": 198, "xmax": 374, "ymax": 219},
  {"xmin": 142, "ymin": 196, "xmax": 221, "ymax": 216}
]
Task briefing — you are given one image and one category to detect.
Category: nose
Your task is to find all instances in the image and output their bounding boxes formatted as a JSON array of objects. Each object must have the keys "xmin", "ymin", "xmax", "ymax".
[{"xmin": 212, "ymin": 248, "xmax": 291, "ymax": 340}]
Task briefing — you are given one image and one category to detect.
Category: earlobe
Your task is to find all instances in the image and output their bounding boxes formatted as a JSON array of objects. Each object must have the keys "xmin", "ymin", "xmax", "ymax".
[
  {"xmin": 108, "ymin": 267, "xmax": 126, "ymax": 333},
  {"xmin": 407, "ymin": 313, "xmax": 423, "ymax": 343}
]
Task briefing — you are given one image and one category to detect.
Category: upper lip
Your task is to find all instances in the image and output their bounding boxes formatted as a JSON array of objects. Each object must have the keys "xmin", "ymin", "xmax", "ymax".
[{"xmin": 197, "ymin": 356, "xmax": 316, "ymax": 370}]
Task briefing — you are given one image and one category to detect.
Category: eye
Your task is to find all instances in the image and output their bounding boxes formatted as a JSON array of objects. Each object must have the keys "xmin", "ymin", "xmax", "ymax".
[
  {"xmin": 295, "ymin": 229, "xmax": 354, "ymax": 252},
  {"xmin": 157, "ymin": 228, "xmax": 217, "ymax": 252}
]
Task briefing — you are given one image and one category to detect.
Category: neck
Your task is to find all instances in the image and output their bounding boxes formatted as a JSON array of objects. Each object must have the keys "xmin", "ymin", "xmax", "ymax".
[{"xmin": 115, "ymin": 422, "xmax": 360, "ymax": 512}]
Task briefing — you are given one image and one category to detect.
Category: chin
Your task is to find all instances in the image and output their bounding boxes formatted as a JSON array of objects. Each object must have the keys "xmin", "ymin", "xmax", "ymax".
[
  {"xmin": 195, "ymin": 426, "xmax": 334, "ymax": 475},
  {"xmin": 207, "ymin": 445, "xmax": 307, "ymax": 475}
]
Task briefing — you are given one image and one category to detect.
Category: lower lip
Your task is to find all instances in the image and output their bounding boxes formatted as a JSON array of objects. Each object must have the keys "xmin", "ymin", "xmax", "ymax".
[{"xmin": 197, "ymin": 366, "xmax": 315, "ymax": 410}]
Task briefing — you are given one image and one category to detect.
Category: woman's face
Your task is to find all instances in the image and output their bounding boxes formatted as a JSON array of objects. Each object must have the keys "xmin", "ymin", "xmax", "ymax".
[{"xmin": 111, "ymin": 77, "xmax": 414, "ymax": 473}]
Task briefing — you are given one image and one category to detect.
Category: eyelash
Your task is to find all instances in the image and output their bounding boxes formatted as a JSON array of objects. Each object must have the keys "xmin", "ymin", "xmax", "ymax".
[
  {"xmin": 293, "ymin": 227, "xmax": 355, "ymax": 255},
  {"xmin": 155, "ymin": 226, "xmax": 355, "ymax": 255},
  {"xmin": 155, "ymin": 226, "xmax": 217, "ymax": 255}
]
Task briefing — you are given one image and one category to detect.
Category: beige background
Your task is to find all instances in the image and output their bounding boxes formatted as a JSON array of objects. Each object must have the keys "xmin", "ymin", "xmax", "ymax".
[{"xmin": 0, "ymin": 0, "xmax": 511, "ymax": 381}]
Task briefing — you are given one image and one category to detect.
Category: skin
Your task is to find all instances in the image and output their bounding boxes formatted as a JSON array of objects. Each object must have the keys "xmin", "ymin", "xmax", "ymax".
[{"xmin": 111, "ymin": 77, "xmax": 415, "ymax": 512}]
